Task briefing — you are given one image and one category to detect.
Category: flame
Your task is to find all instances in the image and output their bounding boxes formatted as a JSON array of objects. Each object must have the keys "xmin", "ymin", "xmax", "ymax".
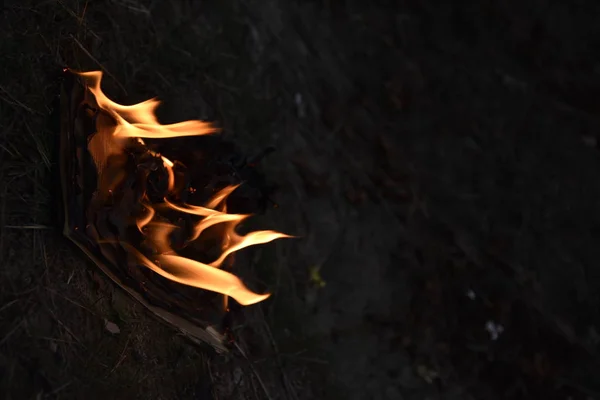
[
  {"xmin": 163, "ymin": 197, "xmax": 249, "ymax": 242},
  {"xmin": 146, "ymin": 222, "xmax": 177, "ymax": 254},
  {"xmin": 136, "ymin": 203, "xmax": 155, "ymax": 232},
  {"xmin": 209, "ymin": 230, "xmax": 292, "ymax": 267},
  {"xmin": 206, "ymin": 185, "xmax": 239, "ymax": 209},
  {"xmin": 78, "ymin": 71, "xmax": 217, "ymax": 138},
  {"xmin": 162, "ymin": 196, "xmax": 291, "ymax": 265},
  {"xmin": 160, "ymin": 156, "xmax": 175, "ymax": 192},
  {"xmin": 77, "ymin": 70, "xmax": 291, "ymax": 306},
  {"xmin": 121, "ymin": 243, "xmax": 270, "ymax": 306},
  {"xmin": 164, "ymin": 197, "xmax": 222, "ymax": 217}
]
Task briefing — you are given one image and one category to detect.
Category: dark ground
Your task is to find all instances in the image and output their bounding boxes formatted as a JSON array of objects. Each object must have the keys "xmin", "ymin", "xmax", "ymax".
[{"xmin": 2, "ymin": 0, "xmax": 600, "ymax": 399}]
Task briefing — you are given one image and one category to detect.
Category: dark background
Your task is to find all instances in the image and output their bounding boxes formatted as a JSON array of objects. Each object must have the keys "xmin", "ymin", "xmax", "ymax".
[{"xmin": 2, "ymin": 0, "xmax": 600, "ymax": 399}]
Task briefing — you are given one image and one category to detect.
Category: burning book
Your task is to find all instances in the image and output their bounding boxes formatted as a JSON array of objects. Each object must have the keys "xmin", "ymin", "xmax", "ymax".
[{"xmin": 58, "ymin": 69, "xmax": 289, "ymax": 352}]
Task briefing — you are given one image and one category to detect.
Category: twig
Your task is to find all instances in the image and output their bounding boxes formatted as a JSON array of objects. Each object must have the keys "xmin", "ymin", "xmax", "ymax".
[
  {"xmin": 24, "ymin": 121, "xmax": 51, "ymax": 169},
  {"xmin": 56, "ymin": 0, "xmax": 101, "ymax": 41},
  {"xmin": 107, "ymin": 336, "xmax": 131, "ymax": 376},
  {"xmin": 69, "ymin": 34, "xmax": 128, "ymax": 95},
  {"xmin": 0, "ymin": 319, "xmax": 25, "ymax": 346},
  {"xmin": 0, "ymin": 143, "xmax": 18, "ymax": 158},
  {"xmin": 0, "ymin": 187, "xmax": 6, "ymax": 267},
  {"xmin": 261, "ymin": 319, "xmax": 299, "ymax": 400},
  {"xmin": 206, "ymin": 359, "xmax": 220, "ymax": 400},
  {"xmin": 112, "ymin": 0, "xmax": 151, "ymax": 15},
  {"xmin": 283, "ymin": 354, "xmax": 328, "ymax": 365},
  {"xmin": 37, "ymin": 336, "xmax": 79, "ymax": 345},
  {"xmin": 204, "ymin": 74, "xmax": 240, "ymax": 93},
  {"xmin": 233, "ymin": 342, "xmax": 273, "ymax": 400},
  {"xmin": 45, "ymin": 288, "xmax": 99, "ymax": 317},
  {"xmin": 0, "ymin": 85, "xmax": 40, "ymax": 115},
  {"xmin": 46, "ymin": 308, "xmax": 84, "ymax": 347},
  {"xmin": 137, "ymin": 372, "xmax": 150, "ymax": 384},
  {"xmin": 0, "ymin": 299, "xmax": 19, "ymax": 314},
  {"xmin": 4, "ymin": 225, "xmax": 52, "ymax": 230},
  {"xmin": 32, "ymin": 212, "xmax": 38, "ymax": 269},
  {"xmin": 48, "ymin": 380, "xmax": 72, "ymax": 396},
  {"xmin": 248, "ymin": 374, "xmax": 260, "ymax": 400},
  {"xmin": 41, "ymin": 240, "xmax": 50, "ymax": 284}
]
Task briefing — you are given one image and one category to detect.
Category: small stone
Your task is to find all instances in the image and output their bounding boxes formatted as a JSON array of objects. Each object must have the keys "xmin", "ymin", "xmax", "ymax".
[{"xmin": 485, "ymin": 320, "xmax": 504, "ymax": 341}]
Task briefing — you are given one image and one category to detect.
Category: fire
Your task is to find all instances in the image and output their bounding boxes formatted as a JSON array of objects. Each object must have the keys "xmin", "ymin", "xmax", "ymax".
[
  {"xmin": 78, "ymin": 71, "xmax": 216, "ymax": 138},
  {"xmin": 160, "ymin": 156, "xmax": 175, "ymax": 192},
  {"xmin": 136, "ymin": 203, "xmax": 155, "ymax": 232},
  {"xmin": 77, "ymin": 70, "xmax": 290, "ymax": 306}
]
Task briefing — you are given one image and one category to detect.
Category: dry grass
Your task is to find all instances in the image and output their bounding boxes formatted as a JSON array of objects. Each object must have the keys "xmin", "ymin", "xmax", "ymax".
[{"xmin": 2, "ymin": 0, "xmax": 600, "ymax": 399}]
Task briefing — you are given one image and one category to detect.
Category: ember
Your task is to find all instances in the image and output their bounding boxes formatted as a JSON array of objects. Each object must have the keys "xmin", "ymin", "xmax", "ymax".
[{"xmin": 59, "ymin": 69, "xmax": 290, "ymax": 349}]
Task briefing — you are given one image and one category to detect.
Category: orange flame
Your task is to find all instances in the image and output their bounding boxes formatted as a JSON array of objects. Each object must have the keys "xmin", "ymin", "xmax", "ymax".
[
  {"xmin": 209, "ymin": 230, "xmax": 292, "ymax": 267},
  {"xmin": 160, "ymin": 156, "xmax": 175, "ymax": 192},
  {"xmin": 78, "ymin": 71, "xmax": 217, "ymax": 138},
  {"xmin": 121, "ymin": 243, "xmax": 270, "ymax": 306},
  {"xmin": 146, "ymin": 222, "xmax": 177, "ymax": 255},
  {"xmin": 136, "ymin": 203, "xmax": 155, "ymax": 232},
  {"xmin": 206, "ymin": 185, "xmax": 240, "ymax": 209},
  {"xmin": 77, "ymin": 70, "xmax": 291, "ymax": 306}
]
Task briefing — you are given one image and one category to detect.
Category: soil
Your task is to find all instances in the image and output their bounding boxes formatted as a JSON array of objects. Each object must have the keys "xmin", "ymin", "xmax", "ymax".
[{"xmin": 2, "ymin": 0, "xmax": 600, "ymax": 399}]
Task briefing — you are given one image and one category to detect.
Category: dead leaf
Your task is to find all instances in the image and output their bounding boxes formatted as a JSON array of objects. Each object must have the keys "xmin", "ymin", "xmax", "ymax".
[{"xmin": 104, "ymin": 319, "xmax": 120, "ymax": 334}]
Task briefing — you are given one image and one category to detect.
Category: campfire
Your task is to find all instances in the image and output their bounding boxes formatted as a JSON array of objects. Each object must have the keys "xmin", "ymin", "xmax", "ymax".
[{"xmin": 58, "ymin": 69, "xmax": 290, "ymax": 351}]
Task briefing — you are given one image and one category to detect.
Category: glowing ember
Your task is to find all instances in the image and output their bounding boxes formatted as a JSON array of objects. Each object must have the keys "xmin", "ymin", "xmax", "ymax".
[{"xmin": 76, "ymin": 70, "xmax": 290, "ymax": 306}]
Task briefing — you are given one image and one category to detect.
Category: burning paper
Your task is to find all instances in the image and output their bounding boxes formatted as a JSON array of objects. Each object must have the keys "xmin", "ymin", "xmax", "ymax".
[{"xmin": 75, "ymin": 70, "xmax": 290, "ymax": 306}]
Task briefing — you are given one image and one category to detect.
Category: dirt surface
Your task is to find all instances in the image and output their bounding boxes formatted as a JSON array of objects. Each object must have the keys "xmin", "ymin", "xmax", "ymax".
[{"xmin": 2, "ymin": 0, "xmax": 600, "ymax": 399}]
